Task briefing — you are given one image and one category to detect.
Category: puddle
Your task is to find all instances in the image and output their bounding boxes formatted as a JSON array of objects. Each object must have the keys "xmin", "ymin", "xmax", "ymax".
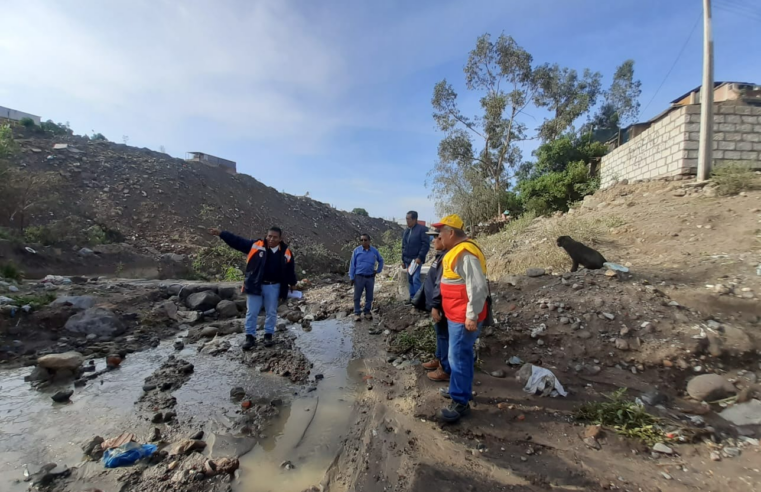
[
  {"xmin": 235, "ymin": 319, "xmax": 360, "ymax": 492},
  {"xmin": 0, "ymin": 319, "xmax": 360, "ymax": 491}
]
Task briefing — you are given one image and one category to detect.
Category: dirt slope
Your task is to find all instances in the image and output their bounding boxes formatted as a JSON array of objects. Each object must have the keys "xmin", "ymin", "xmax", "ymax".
[{"xmin": 4, "ymin": 128, "xmax": 400, "ymax": 267}]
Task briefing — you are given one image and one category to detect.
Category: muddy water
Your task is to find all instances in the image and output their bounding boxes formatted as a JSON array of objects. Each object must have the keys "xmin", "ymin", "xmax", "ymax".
[
  {"xmin": 235, "ymin": 319, "xmax": 360, "ymax": 492},
  {"xmin": 0, "ymin": 319, "xmax": 359, "ymax": 491}
]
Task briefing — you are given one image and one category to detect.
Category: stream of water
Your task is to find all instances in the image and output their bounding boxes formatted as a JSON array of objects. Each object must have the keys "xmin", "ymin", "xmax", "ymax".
[{"xmin": 0, "ymin": 319, "xmax": 360, "ymax": 491}]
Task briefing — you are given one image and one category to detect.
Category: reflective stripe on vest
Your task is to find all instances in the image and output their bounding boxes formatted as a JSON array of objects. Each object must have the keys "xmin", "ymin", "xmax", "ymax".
[
  {"xmin": 245, "ymin": 240, "xmax": 293, "ymax": 265},
  {"xmin": 440, "ymin": 240, "xmax": 488, "ymax": 323}
]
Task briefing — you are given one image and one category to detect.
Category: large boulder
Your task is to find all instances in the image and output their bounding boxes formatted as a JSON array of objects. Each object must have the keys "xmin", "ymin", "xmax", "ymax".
[
  {"xmin": 186, "ymin": 291, "xmax": 221, "ymax": 311},
  {"xmin": 37, "ymin": 351, "xmax": 84, "ymax": 371},
  {"xmin": 179, "ymin": 284, "xmax": 219, "ymax": 301},
  {"xmin": 151, "ymin": 301, "xmax": 179, "ymax": 321},
  {"xmin": 686, "ymin": 374, "xmax": 737, "ymax": 402},
  {"xmin": 218, "ymin": 286, "xmax": 239, "ymax": 300},
  {"xmin": 64, "ymin": 308, "xmax": 126, "ymax": 337},
  {"xmin": 50, "ymin": 296, "xmax": 96, "ymax": 311},
  {"xmin": 216, "ymin": 300, "xmax": 239, "ymax": 318}
]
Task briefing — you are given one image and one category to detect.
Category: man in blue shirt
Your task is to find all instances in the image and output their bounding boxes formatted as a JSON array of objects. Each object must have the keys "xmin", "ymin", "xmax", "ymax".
[
  {"xmin": 402, "ymin": 210, "xmax": 430, "ymax": 303},
  {"xmin": 349, "ymin": 233, "xmax": 384, "ymax": 322}
]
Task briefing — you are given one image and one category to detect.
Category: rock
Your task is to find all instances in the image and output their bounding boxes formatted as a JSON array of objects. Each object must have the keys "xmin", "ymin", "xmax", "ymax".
[
  {"xmin": 640, "ymin": 390, "xmax": 668, "ymax": 406},
  {"xmin": 50, "ymin": 296, "xmax": 96, "ymax": 311},
  {"xmin": 585, "ymin": 425, "xmax": 602, "ymax": 439},
  {"xmin": 78, "ymin": 247, "xmax": 95, "ymax": 257},
  {"xmin": 177, "ymin": 311, "xmax": 202, "ymax": 324},
  {"xmin": 583, "ymin": 436, "xmax": 601, "ymax": 450},
  {"xmin": 153, "ymin": 301, "xmax": 179, "ymax": 321},
  {"xmin": 218, "ymin": 286, "xmax": 238, "ymax": 300},
  {"xmin": 719, "ymin": 399, "xmax": 761, "ymax": 426},
  {"xmin": 152, "ymin": 412, "xmax": 164, "ymax": 423},
  {"xmin": 526, "ymin": 268, "xmax": 545, "ymax": 278},
  {"xmin": 578, "ymin": 331, "xmax": 592, "ymax": 340},
  {"xmin": 530, "ymin": 324, "xmax": 546, "ymax": 338},
  {"xmin": 490, "ymin": 370, "xmax": 506, "ymax": 378},
  {"xmin": 280, "ymin": 460, "xmax": 295, "ymax": 470},
  {"xmin": 106, "ymin": 355, "xmax": 122, "ymax": 368},
  {"xmin": 559, "ymin": 317, "xmax": 570, "ymax": 325},
  {"xmin": 203, "ymin": 308, "xmax": 216, "ymax": 317},
  {"xmin": 170, "ymin": 439, "xmax": 207, "ymax": 456},
  {"xmin": 723, "ymin": 447, "xmax": 741, "ymax": 458},
  {"xmin": 686, "ymin": 374, "xmax": 736, "ymax": 402},
  {"xmin": 602, "ymin": 312, "xmax": 615, "ymax": 320},
  {"xmin": 507, "ymin": 356, "xmax": 523, "ymax": 366},
  {"xmin": 710, "ymin": 451, "xmax": 722, "ymax": 461},
  {"xmin": 37, "ymin": 351, "xmax": 84, "ymax": 371},
  {"xmin": 614, "ymin": 339, "xmax": 629, "ymax": 351},
  {"xmin": 190, "ymin": 430, "xmax": 204, "ymax": 440},
  {"xmin": 216, "ymin": 300, "xmax": 239, "ymax": 318},
  {"xmin": 572, "ymin": 283, "xmax": 583, "ymax": 290},
  {"xmin": 652, "ymin": 443, "xmax": 673, "ymax": 454},
  {"xmin": 82, "ymin": 436, "xmax": 105, "ymax": 460},
  {"xmin": 143, "ymin": 384, "xmax": 157, "ymax": 392},
  {"xmin": 173, "ymin": 341, "xmax": 185, "ymax": 351},
  {"xmin": 200, "ymin": 326, "xmax": 218, "ymax": 338},
  {"xmin": 51, "ymin": 390, "xmax": 73, "ymax": 403},
  {"xmin": 64, "ymin": 308, "xmax": 126, "ymax": 337},
  {"xmin": 186, "ymin": 291, "xmax": 221, "ymax": 311},
  {"xmin": 672, "ymin": 189, "xmax": 686, "ymax": 197},
  {"xmin": 714, "ymin": 284, "xmax": 732, "ymax": 295},
  {"xmin": 230, "ymin": 386, "xmax": 246, "ymax": 400}
]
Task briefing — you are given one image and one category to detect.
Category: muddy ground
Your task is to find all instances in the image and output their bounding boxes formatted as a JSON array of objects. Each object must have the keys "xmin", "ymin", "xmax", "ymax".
[{"xmin": 1, "ymin": 256, "xmax": 760, "ymax": 491}]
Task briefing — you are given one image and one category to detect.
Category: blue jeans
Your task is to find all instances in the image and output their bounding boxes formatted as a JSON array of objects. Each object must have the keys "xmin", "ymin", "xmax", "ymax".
[
  {"xmin": 353, "ymin": 275, "xmax": 375, "ymax": 314},
  {"xmin": 245, "ymin": 284, "xmax": 280, "ymax": 336},
  {"xmin": 405, "ymin": 258, "xmax": 422, "ymax": 300},
  {"xmin": 447, "ymin": 320, "xmax": 482, "ymax": 405},
  {"xmin": 435, "ymin": 319, "xmax": 450, "ymax": 375}
]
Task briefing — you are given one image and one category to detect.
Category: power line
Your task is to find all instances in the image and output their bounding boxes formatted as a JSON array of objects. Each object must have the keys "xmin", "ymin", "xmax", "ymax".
[
  {"xmin": 716, "ymin": 0, "xmax": 761, "ymax": 15},
  {"xmin": 641, "ymin": 11, "xmax": 702, "ymax": 116},
  {"xmin": 714, "ymin": 0, "xmax": 761, "ymax": 22}
]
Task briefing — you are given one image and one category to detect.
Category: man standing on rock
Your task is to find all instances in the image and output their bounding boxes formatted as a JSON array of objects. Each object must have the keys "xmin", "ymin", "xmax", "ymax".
[
  {"xmin": 402, "ymin": 211, "xmax": 429, "ymax": 303},
  {"xmin": 349, "ymin": 233, "xmax": 384, "ymax": 322},
  {"xmin": 433, "ymin": 214, "xmax": 489, "ymax": 423},
  {"xmin": 421, "ymin": 228, "xmax": 451, "ymax": 383},
  {"xmin": 209, "ymin": 227, "xmax": 297, "ymax": 350}
]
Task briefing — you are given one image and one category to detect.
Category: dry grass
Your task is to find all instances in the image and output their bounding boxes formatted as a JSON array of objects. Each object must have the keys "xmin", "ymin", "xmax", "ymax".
[
  {"xmin": 711, "ymin": 161, "xmax": 760, "ymax": 196},
  {"xmin": 479, "ymin": 212, "xmax": 626, "ymax": 278}
]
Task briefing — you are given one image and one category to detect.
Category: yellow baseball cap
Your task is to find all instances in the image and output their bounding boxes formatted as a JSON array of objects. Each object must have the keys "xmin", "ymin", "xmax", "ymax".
[{"xmin": 432, "ymin": 214, "xmax": 464, "ymax": 230}]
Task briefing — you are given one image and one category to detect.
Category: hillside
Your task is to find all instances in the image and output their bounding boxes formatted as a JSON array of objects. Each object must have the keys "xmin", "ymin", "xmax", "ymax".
[{"xmin": 1, "ymin": 128, "xmax": 401, "ymax": 276}]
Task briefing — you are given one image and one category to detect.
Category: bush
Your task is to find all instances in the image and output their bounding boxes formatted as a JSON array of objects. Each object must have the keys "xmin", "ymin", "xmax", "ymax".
[
  {"xmin": 192, "ymin": 244, "xmax": 245, "ymax": 280},
  {"xmin": 19, "ymin": 117, "xmax": 36, "ymax": 129},
  {"xmin": 376, "ymin": 229, "xmax": 403, "ymax": 266},
  {"xmin": 711, "ymin": 161, "xmax": 759, "ymax": 196},
  {"xmin": 223, "ymin": 266, "xmax": 244, "ymax": 281},
  {"xmin": 518, "ymin": 161, "xmax": 599, "ymax": 216},
  {"xmin": 40, "ymin": 120, "xmax": 72, "ymax": 136},
  {"xmin": 9, "ymin": 292, "xmax": 56, "ymax": 309},
  {"xmin": 0, "ymin": 263, "xmax": 23, "ymax": 282},
  {"xmin": 91, "ymin": 133, "xmax": 108, "ymax": 142},
  {"xmin": 24, "ymin": 225, "xmax": 58, "ymax": 246},
  {"xmin": 0, "ymin": 123, "xmax": 17, "ymax": 158},
  {"xmin": 351, "ymin": 208, "xmax": 369, "ymax": 216}
]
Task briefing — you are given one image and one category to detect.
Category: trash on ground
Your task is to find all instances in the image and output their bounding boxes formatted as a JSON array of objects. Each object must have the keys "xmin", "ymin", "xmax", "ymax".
[
  {"xmin": 516, "ymin": 363, "xmax": 567, "ymax": 397},
  {"xmin": 103, "ymin": 442, "xmax": 157, "ymax": 468}
]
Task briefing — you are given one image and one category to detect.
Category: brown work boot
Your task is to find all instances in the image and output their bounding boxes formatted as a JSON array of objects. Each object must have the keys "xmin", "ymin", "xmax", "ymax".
[
  {"xmin": 422, "ymin": 359, "xmax": 440, "ymax": 371},
  {"xmin": 427, "ymin": 368, "xmax": 450, "ymax": 382}
]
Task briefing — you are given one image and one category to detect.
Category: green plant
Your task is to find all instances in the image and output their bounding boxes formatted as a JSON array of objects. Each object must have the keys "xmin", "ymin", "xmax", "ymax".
[
  {"xmin": 223, "ymin": 266, "xmax": 244, "ymax": 281},
  {"xmin": 0, "ymin": 123, "xmax": 17, "ymax": 158},
  {"xmin": 91, "ymin": 132, "xmax": 108, "ymax": 141},
  {"xmin": 377, "ymin": 229, "xmax": 403, "ymax": 266},
  {"xmin": 192, "ymin": 244, "xmax": 245, "ymax": 280},
  {"xmin": 85, "ymin": 225, "xmax": 107, "ymax": 245},
  {"xmin": 711, "ymin": 161, "xmax": 759, "ymax": 196},
  {"xmin": 391, "ymin": 325, "xmax": 436, "ymax": 356},
  {"xmin": 115, "ymin": 262, "xmax": 125, "ymax": 276},
  {"xmin": 19, "ymin": 117, "xmax": 36, "ymax": 129},
  {"xmin": 9, "ymin": 292, "xmax": 56, "ymax": 309},
  {"xmin": 24, "ymin": 225, "xmax": 57, "ymax": 246},
  {"xmin": 0, "ymin": 263, "xmax": 23, "ymax": 281},
  {"xmin": 351, "ymin": 207, "xmax": 369, "ymax": 216},
  {"xmin": 518, "ymin": 161, "xmax": 600, "ymax": 216},
  {"xmin": 575, "ymin": 388, "xmax": 669, "ymax": 445},
  {"xmin": 40, "ymin": 120, "xmax": 72, "ymax": 136}
]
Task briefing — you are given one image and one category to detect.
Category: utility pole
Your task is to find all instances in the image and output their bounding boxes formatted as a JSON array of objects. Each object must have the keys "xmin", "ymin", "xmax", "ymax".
[{"xmin": 697, "ymin": 0, "xmax": 714, "ymax": 181}]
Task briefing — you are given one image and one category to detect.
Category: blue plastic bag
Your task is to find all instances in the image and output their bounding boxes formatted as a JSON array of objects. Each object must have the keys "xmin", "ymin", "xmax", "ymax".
[{"xmin": 103, "ymin": 442, "xmax": 157, "ymax": 468}]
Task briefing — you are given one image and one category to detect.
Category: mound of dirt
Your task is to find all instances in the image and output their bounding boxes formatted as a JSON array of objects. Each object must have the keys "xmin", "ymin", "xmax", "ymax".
[{"xmin": 3, "ymin": 128, "xmax": 401, "ymax": 275}]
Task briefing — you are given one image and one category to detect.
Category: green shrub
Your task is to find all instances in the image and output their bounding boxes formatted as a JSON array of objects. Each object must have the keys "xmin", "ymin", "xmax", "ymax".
[
  {"xmin": 40, "ymin": 120, "xmax": 72, "ymax": 136},
  {"xmin": 0, "ymin": 263, "xmax": 23, "ymax": 282},
  {"xmin": 24, "ymin": 225, "xmax": 57, "ymax": 246},
  {"xmin": 377, "ymin": 229, "xmax": 403, "ymax": 265},
  {"xmin": 223, "ymin": 266, "xmax": 244, "ymax": 281},
  {"xmin": 351, "ymin": 207, "xmax": 369, "ymax": 216},
  {"xmin": 91, "ymin": 133, "xmax": 108, "ymax": 142},
  {"xmin": 0, "ymin": 123, "xmax": 17, "ymax": 158},
  {"xmin": 19, "ymin": 117, "xmax": 36, "ymax": 129},
  {"xmin": 192, "ymin": 244, "xmax": 245, "ymax": 280},
  {"xmin": 391, "ymin": 325, "xmax": 436, "ymax": 356},
  {"xmin": 711, "ymin": 161, "xmax": 759, "ymax": 196},
  {"xmin": 518, "ymin": 161, "xmax": 599, "ymax": 216},
  {"xmin": 86, "ymin": 225, "xmax": 107, "ymax": 245},
  {"xmin": 9, "ymin": 292, "xmax": 56, "ymax": 309}
]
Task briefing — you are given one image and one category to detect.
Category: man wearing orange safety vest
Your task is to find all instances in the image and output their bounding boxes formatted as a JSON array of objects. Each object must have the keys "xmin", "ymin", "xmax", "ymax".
[
  {"xmin": 209, "ymin": 226, "xmax": 297, "ymax": 350},
  {"xmin": 432, "ymin": 214, "xmax": 488, "ymax": 423}
]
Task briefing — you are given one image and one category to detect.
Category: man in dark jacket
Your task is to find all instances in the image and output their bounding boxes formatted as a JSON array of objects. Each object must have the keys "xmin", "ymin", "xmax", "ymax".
[
  {"xmin": 421, "ymin": 229, "xmax": 450, "ymax": 382},
  {"xmin": 209, "ymin": 226, "xmax": 297, "ymax": 350},
  {"xmin": 402, "ymin": 210, "xmax": 430, "ymax": 302}
]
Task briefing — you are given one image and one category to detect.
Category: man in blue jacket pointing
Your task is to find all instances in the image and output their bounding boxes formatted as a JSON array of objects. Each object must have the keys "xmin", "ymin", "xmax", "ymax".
[
  {"xmin": 209, "ymin": 226, "xmax": 297, "ymax": 350},
  {"xmin": 402, "ymin": 211, "xmax": 430, "ymax": 302}
]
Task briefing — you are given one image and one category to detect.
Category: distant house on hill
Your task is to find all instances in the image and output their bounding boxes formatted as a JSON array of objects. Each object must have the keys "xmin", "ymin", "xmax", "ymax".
[
  {"xmin": 600, "ymin": 81, "xmax": 761, "ymax": 188},
  {"xmin": 185, "ymin": 151, "xmax": 237, "ymax": 175},
  {"xmin": 0, "ymin": 105, "xmax": 41, "ymax": 125}
]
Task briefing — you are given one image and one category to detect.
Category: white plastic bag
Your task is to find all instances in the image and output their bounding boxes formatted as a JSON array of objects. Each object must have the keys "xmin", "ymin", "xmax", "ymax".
[{"xmin": 516, "ymin": 363, "xmax": 567, "ymax": 397}]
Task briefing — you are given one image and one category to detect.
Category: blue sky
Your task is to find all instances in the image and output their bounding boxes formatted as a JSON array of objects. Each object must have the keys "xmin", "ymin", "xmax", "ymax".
[{"xmin": 1, "ymin": 0, "xmax": 759, "ymax": 223}]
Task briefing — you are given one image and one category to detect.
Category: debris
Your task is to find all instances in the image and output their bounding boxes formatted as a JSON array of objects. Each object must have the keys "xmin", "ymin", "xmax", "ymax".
[
  {"xmin": 686, "ymin": 374, "xmax": 737, "ymax": 402},
  {"xmin": 280, "ymin": 460, "xmax": 295, "ymax": 470},
  {"xmin": 102, "ymin": 432, "xmax": 137, "ymax": 450},
  {"xmin": 169, "ymin": 439, "xmax": 207, "ymax": 456},
  {"xmin": 652, "ymin": 443, "xmax": 673, "ymax": 455},
  {"xmin": 51, "ymin": 390, "xmax": 73, "ymax": 403},
  {"xmin": 103, "ymin": 442, "xmax": 158, "ymax": 468},
  {"xmin": 710, "ymin": 451, "xmax": 722, "ymax": 461},
  {"xmin": 719, "ymin": 399, "xmax": 761, "ymax": 426},
  {"xmin": 723, "ymin": 447, "xmax": 741, "ymax": 458},
  {"xmin": 530, "ymin": 324, "xmax": 547, "ymax": 338},
  {"xmin": 507, "ymin": 356, "xmax": 524, "ymax": 366},
  {"xmin": 516, "ymin": 363, "xmax": 567, "ymax": 397},
  {"xmin": 490, "ymin": 370, "xmax": 506, "ymax": 378},
  {"xmin": 602, "ymin": 312, "xmax": 615, "ymax": 320},
  {"xmin": 614, "ymin": 338, "xmax": 629, "ymax": 351}
]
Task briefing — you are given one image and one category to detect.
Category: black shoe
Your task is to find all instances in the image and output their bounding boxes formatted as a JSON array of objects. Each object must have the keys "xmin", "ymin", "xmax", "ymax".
[
  {"xmin": 439, "ymin": 388, "xmax": 451, "ymax": 400},
  {"xmin": 403, "ymin": 299, "xmax": 412, "ymax": 305},
  {"xmin": 263, "ymin": 333, "xmax": 274, "ymax": 347},
  {"xmin": 439, "ymin": 402, "xmax": 470, "ymax": 423},
  {"xmin": 242, "ymin": 335, "xmax": 256, "ymax": 351}
]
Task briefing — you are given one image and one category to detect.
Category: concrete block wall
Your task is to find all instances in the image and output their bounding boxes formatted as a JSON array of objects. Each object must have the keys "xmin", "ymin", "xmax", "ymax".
[
  {"xmin": 601, "ymin": 104, "xmax": 761, "ymax": 188},
  {"xmin": 600, "ymin": 106, "xmax": 691, "ymax": 188}
]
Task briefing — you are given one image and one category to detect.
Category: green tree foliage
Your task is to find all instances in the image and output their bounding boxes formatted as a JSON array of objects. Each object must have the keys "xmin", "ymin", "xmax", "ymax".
[
  {"xmin": 0, "ymin": 124, "xmax": 17, "ymax": 159},
  {"xmin": 40, "ymin": 120, "xmax": 72, "ymax": 136},
  {"xmin": 376, "ymin": 230, "xmax": 403, "ymax": 265},
  {"xmin": 91, "ymin": 132, "xmax": 108, "ymax": 141},
  {"xmin": 591, "ymin": 60, "xmax": 642, "ymax": 131},
  {"xmin": 19, "ymin": 117, "xmax": 36, "ymax": 129},
  {"xmin": 530, "ymin": 133, "xmax": 608, "ymax": 177},
  {"xmin": 351, "ymin": 208, "xmax": 369, "ymax": 216},
  {"xmin": 429, "ymin": 34, "xmax": 535, "ymax": 222},
  {"xmin": 533, "ymin": 64, "xmax": 602, "ymax": 142},
  {"xmin": 517, "ymin": 161, "xmax": 599, "ymax": 215}
]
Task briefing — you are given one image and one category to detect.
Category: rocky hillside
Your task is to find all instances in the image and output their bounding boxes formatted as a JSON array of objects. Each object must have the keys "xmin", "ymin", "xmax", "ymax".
[{"xmin": 2, "ymin": 128, "xmax": 401, "ymax": 275}]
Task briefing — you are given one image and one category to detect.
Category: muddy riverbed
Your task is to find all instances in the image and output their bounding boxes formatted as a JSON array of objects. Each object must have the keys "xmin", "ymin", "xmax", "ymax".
[{"xmin": 0, "ymin": 318, "xmax": 361, "ymax": 492}]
